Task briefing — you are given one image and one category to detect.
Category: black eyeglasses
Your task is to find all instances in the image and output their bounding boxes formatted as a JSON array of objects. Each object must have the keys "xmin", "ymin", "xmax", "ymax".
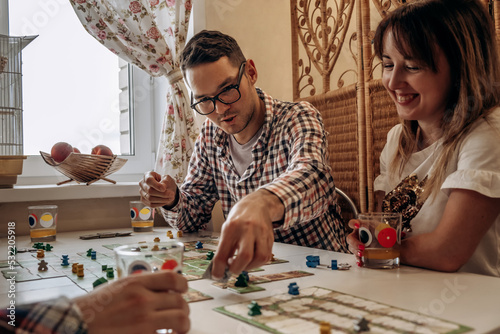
[{"xmin": 190, "ymin": 61, "xmax": 246, "ymax": 115}]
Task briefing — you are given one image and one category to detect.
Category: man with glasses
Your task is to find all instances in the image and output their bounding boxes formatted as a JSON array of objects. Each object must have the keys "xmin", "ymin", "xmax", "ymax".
[{"xmin": 139, "ymin": 30, "xmax": 348, "ymax": 280}]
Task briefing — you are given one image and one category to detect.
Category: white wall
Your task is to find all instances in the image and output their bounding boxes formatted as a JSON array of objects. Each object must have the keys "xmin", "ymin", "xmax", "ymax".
[{"xmin": 194, "ymin": 0, "xmax": 293, "ymax": 102}]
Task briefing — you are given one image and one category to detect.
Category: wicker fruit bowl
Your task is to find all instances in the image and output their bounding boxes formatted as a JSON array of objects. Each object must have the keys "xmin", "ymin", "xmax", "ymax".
[{"xmin": 40, "ymin": 151, "xmax": 127, "ymax": 185}]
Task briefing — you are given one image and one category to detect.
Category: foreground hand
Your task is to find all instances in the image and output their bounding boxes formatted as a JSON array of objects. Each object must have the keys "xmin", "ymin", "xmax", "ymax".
[
  {"xmin": 139, "ymin": 171, "xmax": 178, "ymax": 208},
  {"xmin": 74, "ymin": 270, "xmax": 190, "ymax": 334},
  {"xmin": 211, "ymin": 190, "xmax": 279, "ymax": 279},
  {"xmin": 346, "ymin": 219, "xmax": 364, "ymax": 266}
]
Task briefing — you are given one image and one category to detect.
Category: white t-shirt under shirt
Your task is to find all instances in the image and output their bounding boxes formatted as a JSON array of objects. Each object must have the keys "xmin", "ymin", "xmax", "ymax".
[
  {"xmin": 374, "ymin": 108, "xmax": 500, "ymax": 277},
  {"xmin": 228, "ymin": 127, "xmax": 263, "ymax": 177}
]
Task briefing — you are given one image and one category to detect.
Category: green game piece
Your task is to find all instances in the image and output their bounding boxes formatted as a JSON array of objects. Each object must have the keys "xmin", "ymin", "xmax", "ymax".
[
  {"xmin": 102, "ymin": 265, "xmax": 108, "ymax": 271},
  {"xmin": 235, "ymin": 273, "xmax": 248, "ymax": 287},
  {"xmin": 86, "ymin": 248, "xmax": 93, "ymax": 257},
  {"xmin": 206, "ymin": 251, "xmax": 214, "ymax": 260},
  {"xmin": 45, "ymin": 244, "xmax": 53, "ymax": 251},
  {"xmin": 93, "ymin": 277, "xmax": 108, "ymax": 289},
  {"xmin": 247, "ymin": 301, "xmax": 262, "ymax": 316},
  {"xmin": 106, "ymin": 267, "xmax": 114, "ymax": 278}
]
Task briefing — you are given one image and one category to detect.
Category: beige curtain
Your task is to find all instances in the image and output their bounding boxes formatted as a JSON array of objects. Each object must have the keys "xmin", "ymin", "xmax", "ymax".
[{"xmin": 70, "ymin": 0, "xmax": 198, "ymax": 183}]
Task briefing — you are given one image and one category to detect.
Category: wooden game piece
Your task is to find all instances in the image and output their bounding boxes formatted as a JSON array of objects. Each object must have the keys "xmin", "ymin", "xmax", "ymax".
[
  {"xmin": 72, "ymin": 263, "xmax": 79, "ymax": 273},
  {"xmin": 91, "ymin": 250, "xmax": 97, "ymax": 260},
  {"xmin": 234, "ymin": 273, "xmax": 248, "ymax": 287},
  {"xmin": 38, "ymin": 260, "xmax": 48, "ymax": 272},
  {"xmin": 106, "ymin": 267, "xmax": 114, "ymax": 278},
  {"xmin": 331, "ymin": 260, "xmax": 338, "ymax": 270},
  {"xmin": 288, "ymin": 282, "xmax": 299, "ymax": 295},
  {"xmin": 44, "ymin": 244, "xmax": 53, "ymax": 251},
  {"xmin": 195, "ymin": 241, "xmax": 203, "ymax": 249},
  {"xmin": 247, "ymin": 301, "xmax": 262, "ymax": 316},
  {"xmin": 176, "ymin": 230, "xmax": 183, "ymax": 238},
  {"xmin": 319, "ymin": 321, "xmax": 331, "ymax": 334},
  {"xmin": 36, "ymin": 249, "xmax": 45, "ymax": 258},
  {"xmin": 86, "ymin": 248, "xmax": 93, "ymax": 257},
  {"xmin": 61, "ymin": 255, "xmax": 69, "ymax": 266},
  {"xmin": 93, "ymin": 277, "xmax": 108, "ymax": 289},
  {"xmin": 77, "ymin": 264, "xmax": 84, "ymax": 277},
  {"xmin": 353, "ymin": 316, "xmax": 369, "ymax": 332},
  {"xmin": 102, "ymin": 265, "xmax": 108, "ymax": 271},
  {"xmin": 306, "ymin": 255, "xmax": 320, "ymax": 268},
  {"xmin": 206, "ymin": 251, "xmax": 214, "ymax": 260},
  {"xmin": 161, "ymin": 259, "xmax": 178, "ymax": 270},
  {"xmin": 154, "ymin": 237, "xmax": 161, "ymax": 242},
  {"xmin": 151, "ymin": 245, "xmax": 160, "ymax": 251}
]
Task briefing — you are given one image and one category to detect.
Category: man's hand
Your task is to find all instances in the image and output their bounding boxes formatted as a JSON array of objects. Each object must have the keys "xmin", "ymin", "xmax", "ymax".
[
  {"xmin": 211, "ymin": 190, "xmax": 283, "ymax": 279},
  {"xmin": 74, "ymin": 270, "xmax": 190, "ymax": 334},
  {"xmin": 139, "ymin": 171, "xmax": 178, "ymax": 208}
]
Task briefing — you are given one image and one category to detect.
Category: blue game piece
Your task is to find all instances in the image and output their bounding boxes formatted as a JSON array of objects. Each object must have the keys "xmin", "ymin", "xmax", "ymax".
[
  {"xmin": 288, "ymin": 282, "xmax": 299, "ymax": 295},
  {"xmin": 306, "ymin": 255, "xmax": 321, "ymax": 268},
  {"xmin": 331, "ymin": 260, "xmax": 338, "ymax": 270},
  {"xmin": 306, "ymin": 260, "xmax": 318, "ymax": 268},
  {"xmin": 91, "ymin": 250, "xmax": 97, "ymax": 260},
  {"xmin": 61, "ymin": 254, "xmax": 69, "ymax": 266},
  {"xmin": 195, "ymin": 241, "xmax": 203, "ymax": 249}
]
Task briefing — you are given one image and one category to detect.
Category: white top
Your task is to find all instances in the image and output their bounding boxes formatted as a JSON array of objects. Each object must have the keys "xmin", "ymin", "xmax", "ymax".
[{"xmin": 374, "ymin": 108, "xmax": 500, "ymax": 277}]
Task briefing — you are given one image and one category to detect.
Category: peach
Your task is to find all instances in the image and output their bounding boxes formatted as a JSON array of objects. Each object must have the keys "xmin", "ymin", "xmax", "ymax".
[
  {"xmin": 51, "ymin": 142, "xmax": 73, "ymax": 163},
  {"xmin": 91, "ymin": 145, "xmax": 113, "ymax": 156}
]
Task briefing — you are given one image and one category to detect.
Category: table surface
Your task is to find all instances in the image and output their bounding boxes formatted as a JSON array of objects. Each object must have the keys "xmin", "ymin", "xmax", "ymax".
[{"xmin": 1, "ymin": 227, "xmax": 499, "ymax": 334}]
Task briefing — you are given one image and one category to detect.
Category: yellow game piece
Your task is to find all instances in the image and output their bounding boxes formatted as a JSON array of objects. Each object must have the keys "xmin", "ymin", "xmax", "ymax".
[
  {"xmin": 154, "ymin": 237, "xmax": 160, "ymax": 242},
  {"xmin": 77, "ymin": 264, "xmax": 84, "ymax": 277},
  {"xmin": 72, "ymin": 263, "xmax": 79, "ymax": 273},
  {"xmin": 168, "ymin": 234, "xmax": 173, "ymax": 239},
  {"xmin": 177, "ymin": 230, "xmax": 183, "ymax": 238},
  {"xmin": 374, "ymin": 223, "xmax": 390, "ymax": 238},
  {"xmin": 36, "ymin": 249, "xmax": 45, "ymax": 258},
  {"xmin": 319, "ymin": 321, "xmax": 331, "ymax": 334},
  {"xmin": 151, "ymin": 245, "xmax": 160, "ymax": 251},
  {"xmin": 166, "ymin": 230, "xmax": 173, "ymax": 236}
]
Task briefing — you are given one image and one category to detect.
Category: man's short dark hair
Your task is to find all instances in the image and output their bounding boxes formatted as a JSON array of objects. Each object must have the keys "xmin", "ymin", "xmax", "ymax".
[{"xmin": 180, "ymin": 30, "xmax": 246, "ymax": 73}]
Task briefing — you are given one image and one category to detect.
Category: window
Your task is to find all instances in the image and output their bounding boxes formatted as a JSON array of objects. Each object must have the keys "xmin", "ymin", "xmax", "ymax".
[{"xmin": 4, "ymin": 0, "xmax": 159, "ymax": 184}]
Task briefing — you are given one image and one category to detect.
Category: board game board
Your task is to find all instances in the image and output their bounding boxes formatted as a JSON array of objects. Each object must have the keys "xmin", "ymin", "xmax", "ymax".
[
  {"xmin": 1, "ymin": 237, "xmax": 293, "ymax": 302},
  {"xmin": 215, "ymin": 286, "xmax": 472, "ymax": 334}
]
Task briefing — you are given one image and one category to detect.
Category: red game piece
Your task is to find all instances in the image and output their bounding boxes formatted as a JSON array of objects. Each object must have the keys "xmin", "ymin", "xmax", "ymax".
[
  {"xmin": 161, "ymin": 259, "xmax": 178, "ymax": 270},
  {"xmin": 377, "ymin": 227, "xmax": 397, "ymax": 248}
]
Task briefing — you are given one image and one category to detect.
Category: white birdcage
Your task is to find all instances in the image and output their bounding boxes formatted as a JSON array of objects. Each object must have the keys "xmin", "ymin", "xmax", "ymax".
[
  {"xmin": 0, "ymin": 34, "xmax": 37, "ymax": 154},
  {"xmin": 0, "ymin": 34, "xmax": 37, "ymax": 187}
]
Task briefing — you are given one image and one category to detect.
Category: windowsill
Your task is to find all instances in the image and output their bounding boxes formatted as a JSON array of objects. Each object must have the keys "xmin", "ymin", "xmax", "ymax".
[{"xmin": 0, "ymin": 181, "xmax": 140, "ymax": 203}]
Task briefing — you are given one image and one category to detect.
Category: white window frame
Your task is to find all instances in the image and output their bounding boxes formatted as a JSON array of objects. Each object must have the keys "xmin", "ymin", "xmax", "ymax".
[{"xmin": 2, "ymin": 0, "xmax": 159, "ymax": 185}]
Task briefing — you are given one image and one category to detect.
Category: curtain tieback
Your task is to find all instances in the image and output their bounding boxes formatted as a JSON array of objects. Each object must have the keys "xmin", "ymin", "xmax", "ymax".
[{"xmin": 166, "ymin": 68, "xmax": 183, "ymax": 85}]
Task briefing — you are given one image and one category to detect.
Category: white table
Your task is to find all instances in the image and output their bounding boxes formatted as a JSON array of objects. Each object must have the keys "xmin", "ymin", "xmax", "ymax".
[{"xmin": 1, "ymin": 227, "xmax": 499, "ymax": 334}]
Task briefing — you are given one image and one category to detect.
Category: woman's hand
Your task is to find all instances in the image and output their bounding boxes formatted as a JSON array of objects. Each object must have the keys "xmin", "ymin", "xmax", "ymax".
[{"xmin": 346, "ymin": 219, "xmax": 365, "ymax": 267}]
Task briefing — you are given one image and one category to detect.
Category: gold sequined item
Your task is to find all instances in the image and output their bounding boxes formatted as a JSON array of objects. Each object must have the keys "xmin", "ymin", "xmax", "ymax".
[{"xmin": 382, "ymin": 173, "xmax": 427, "ymax": 232}]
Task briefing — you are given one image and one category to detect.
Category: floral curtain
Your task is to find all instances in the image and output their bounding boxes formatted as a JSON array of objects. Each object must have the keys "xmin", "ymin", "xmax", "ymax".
[{"xmin": 69, "ymin": 0, "xmax": 199, "ymax": 184}]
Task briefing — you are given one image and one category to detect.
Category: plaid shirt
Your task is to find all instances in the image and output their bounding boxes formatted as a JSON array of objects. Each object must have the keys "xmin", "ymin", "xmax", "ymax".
[
  {"xmin": 162, "ymin": 88, "xmax": 348, "ymax": 252},
  {"xmin": 0, "ymin": 297, "xmax": 87, "ymax": 333}
]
